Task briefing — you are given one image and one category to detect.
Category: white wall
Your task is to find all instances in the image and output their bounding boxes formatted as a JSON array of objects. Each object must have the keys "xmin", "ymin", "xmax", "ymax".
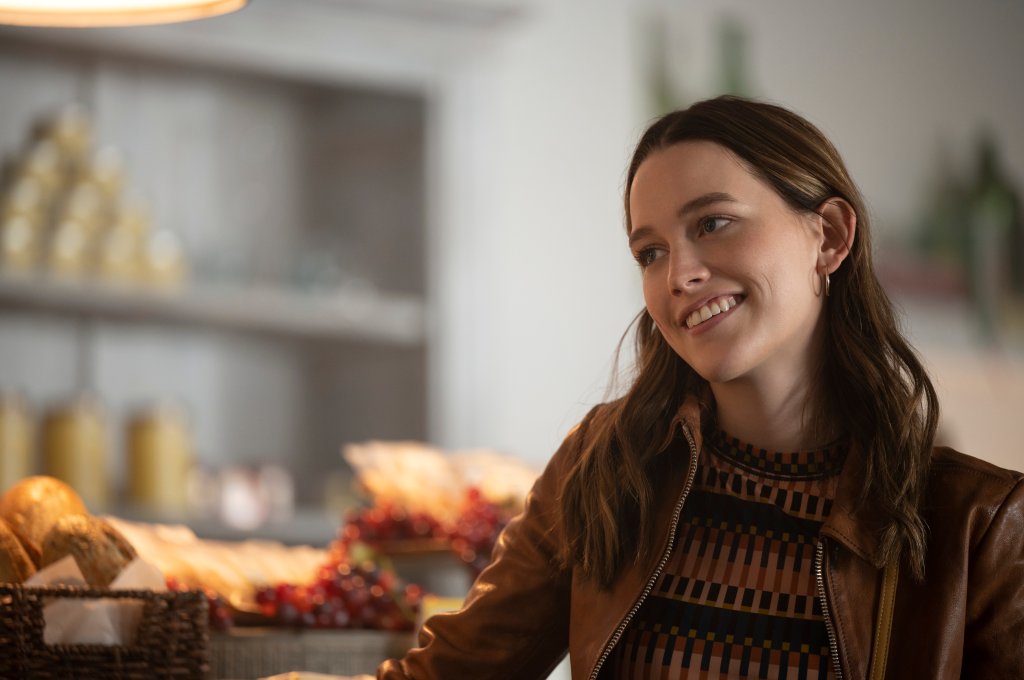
[{"xmin": 431, "ymin": 0, "xmax": 646, "ymax": 465}]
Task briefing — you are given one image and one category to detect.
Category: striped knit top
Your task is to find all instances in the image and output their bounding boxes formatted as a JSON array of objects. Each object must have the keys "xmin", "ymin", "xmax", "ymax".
[{"xmin": 606, "ymin": 430, "xmax": 847, "ymax": 680}]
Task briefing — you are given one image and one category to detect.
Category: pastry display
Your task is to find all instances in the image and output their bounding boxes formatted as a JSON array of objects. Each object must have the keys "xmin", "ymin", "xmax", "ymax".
[
  {"xmin": 0, "ymin": 442, "xmax": 540, "ymax": 639},
  {"xmin": 342, "ymin": 441, "xmax": 537, "ymax": 574},
  {"xmin": 106, "ymin": 516, "xmax": 326, "ymax": 618}
]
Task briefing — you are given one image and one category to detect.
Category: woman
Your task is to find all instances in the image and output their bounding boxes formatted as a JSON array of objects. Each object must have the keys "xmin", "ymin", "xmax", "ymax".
[{"xmin": 375, "ymin": 96, "xmax": 1024, "ymax": 679}]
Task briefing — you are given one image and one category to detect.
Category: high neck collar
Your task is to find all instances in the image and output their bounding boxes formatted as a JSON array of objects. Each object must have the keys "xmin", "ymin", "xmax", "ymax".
[{"xmin": 707, "ymin": 429, "xmax": 848, "ymax": 480}]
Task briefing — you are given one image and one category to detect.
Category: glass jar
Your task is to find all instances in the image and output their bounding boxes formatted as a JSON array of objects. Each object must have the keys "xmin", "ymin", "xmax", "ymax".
[
  {"xmin": 126, "ymin": 403, "xmax": 192, "ymax": 514},
  {"xmin": 0, "ymin": 392, "xmax": 33, "ymax": 494},
  {"xmin": 42, "ymin": 395, "xmax": 108, "ymax": 510}
]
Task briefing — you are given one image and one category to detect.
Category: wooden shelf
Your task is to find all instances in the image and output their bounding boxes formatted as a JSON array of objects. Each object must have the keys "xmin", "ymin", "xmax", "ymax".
[{"xmin": 0, "ymin": 272, "xmax": 426, "ymax": 345}]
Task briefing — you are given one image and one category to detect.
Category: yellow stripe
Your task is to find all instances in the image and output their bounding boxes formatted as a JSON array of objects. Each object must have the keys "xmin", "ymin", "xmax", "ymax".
[{"xmin": 869, "ymin": 560, "xmax": 900, "ymax": 680}]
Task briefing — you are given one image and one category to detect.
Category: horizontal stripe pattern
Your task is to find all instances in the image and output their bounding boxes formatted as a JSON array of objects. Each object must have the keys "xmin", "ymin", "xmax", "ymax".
[{"xmin": 608, "ymin": 431, "xmax": 846, "ymax": 679}]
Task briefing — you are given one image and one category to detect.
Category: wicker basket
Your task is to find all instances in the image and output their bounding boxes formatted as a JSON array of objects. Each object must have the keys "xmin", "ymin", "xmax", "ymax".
[
  {"xmin": 0, "ymin": 584, "xmax": 209, "ymax": 679},
  {"xmin": 210, "ymin": 627, "xmax": 415, "ymax": 679}
]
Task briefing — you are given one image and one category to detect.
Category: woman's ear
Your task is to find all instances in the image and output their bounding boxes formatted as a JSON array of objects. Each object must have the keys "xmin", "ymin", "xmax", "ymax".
[{"xmin": 816, "ymin": 197, "xmax": 856, "ymax": 273}]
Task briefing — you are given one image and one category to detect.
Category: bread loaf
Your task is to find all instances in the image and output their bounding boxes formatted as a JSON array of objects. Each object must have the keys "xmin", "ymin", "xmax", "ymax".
[
  {"xmin": 0, "ymin": 476, "xmax": 87, "ymax": 566},
  {"xmin": 41, "ymin": 513, "xmax": 136, "ymax": 587},
  {"xmin": 0, "ymin": 518, "xmax": 35, "ymax": 583}
]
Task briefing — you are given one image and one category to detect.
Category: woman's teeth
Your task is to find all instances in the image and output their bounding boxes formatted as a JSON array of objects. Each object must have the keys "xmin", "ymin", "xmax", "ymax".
[{"xmin": 686, "ymin": 295, "xmax": 739, "ymax": 329}]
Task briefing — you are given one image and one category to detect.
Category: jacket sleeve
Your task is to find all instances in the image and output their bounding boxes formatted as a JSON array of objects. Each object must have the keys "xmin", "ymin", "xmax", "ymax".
[
  {"xmin": 377, "ymin": 419, "xmax": 588, "ymax": 680},
  {"xmin": 963, "ymin": 475, "xmax": 1024, "ymax": 677}
]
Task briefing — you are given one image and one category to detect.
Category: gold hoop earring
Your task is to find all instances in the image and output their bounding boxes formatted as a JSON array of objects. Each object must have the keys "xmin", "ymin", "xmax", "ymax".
[{"xmin": 825, "ymin": 271, "xmax": 831, "ymax": 297}]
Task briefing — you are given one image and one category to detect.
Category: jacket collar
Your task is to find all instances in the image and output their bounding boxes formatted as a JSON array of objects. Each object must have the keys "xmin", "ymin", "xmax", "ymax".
[
  {"xmin": 820, "ymin": 444, "xmax": 884, "ymax": 565},
  {"xmin": 672, "ymin": 394, "xmax": 884, "ymax": 566}
]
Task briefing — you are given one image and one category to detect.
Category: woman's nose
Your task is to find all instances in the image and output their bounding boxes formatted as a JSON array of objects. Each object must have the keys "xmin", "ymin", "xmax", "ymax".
[{"xmin": 668, "ymin": 248, "xmax": 710, "ymax": 295}]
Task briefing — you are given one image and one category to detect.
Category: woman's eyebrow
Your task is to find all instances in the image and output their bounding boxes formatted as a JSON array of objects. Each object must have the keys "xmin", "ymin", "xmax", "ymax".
[
  {"xmin": 629, "ymin": 192, "xmax": 739, "ymax": 246},
  {"xmin": 679, "ymin": 191, "xmax": 739, "ymax": 217}
]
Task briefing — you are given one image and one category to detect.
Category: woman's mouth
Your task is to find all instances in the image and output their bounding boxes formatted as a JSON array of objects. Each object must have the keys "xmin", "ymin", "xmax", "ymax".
[{"xmin": 685, "ymin": 295, "xmax": 741, "ymax": 329}]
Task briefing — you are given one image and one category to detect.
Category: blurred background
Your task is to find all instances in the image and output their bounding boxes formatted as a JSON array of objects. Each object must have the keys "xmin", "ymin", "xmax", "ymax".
[{"xmin": 0, "ymin": 0, "xmax": 1022, "ymax": 538}]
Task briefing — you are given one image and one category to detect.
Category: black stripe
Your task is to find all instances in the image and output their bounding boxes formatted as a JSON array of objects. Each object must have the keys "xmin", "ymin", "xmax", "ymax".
[{"xmin": 681, "ymin": 487, "xmax": 827, "ymax": 541}]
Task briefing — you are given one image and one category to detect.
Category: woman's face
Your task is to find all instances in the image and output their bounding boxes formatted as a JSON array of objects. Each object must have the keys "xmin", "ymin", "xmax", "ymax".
[{"xmin": 628, "ymin": 141, "xmax": 826, "ymax": 388}]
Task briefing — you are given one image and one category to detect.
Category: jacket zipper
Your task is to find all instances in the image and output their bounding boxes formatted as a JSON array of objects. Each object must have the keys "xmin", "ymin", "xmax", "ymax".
[
  {"xmin": 587, "ymin": 424, "xmax": 700, "ymax": 680},
  {"xmin": 815, "ymin": 539, "xmax": 843, "ymax": 680}
]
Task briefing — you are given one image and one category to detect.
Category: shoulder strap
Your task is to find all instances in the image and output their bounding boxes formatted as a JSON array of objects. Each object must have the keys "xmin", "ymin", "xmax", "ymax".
[{"xmin": 869, "ymin": 560, "xmax": 900, "ymax": 680}]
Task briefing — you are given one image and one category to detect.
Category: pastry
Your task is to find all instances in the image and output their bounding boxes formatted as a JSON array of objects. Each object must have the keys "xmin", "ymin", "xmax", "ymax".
[
  {"xmin": 41, "ymin": 513, "xmax": 136, "ymax": 587},
  {"xmin": 0, "ymin": 475, "xmax": 87, "ymax": 565},
  {"xmin": 0, "ymin": 518, "xmax": 35, "ymax": 583}
]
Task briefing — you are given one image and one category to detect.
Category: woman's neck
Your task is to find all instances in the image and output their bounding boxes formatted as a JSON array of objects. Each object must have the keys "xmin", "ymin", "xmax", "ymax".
[{"xmin": 709, "ymin": 372, "xmax": 824, "ymax": 453}]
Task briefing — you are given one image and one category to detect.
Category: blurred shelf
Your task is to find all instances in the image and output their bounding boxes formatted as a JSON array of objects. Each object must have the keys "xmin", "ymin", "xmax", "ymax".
[
  {"xmin": 186, "ymin": 512, "xmax": 338, "ymax": 546},
  {"xmin": 0, "ymin": 271, "xmax": 426, "ymax": 345}
]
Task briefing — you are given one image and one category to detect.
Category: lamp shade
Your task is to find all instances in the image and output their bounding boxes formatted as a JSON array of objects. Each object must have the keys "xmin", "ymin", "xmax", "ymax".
[{"xmin": 0, "ymin": 0, "xmax": 247, "ymax": 27}]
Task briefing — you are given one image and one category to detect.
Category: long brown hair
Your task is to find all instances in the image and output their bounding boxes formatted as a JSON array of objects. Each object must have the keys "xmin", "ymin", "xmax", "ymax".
[{"xmin": 559, "ymin": 95, "xmax": 938, "ymax": 587}]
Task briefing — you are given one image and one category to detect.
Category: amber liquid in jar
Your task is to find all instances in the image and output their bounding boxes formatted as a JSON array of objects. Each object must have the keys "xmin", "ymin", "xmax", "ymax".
[
  {"xmin": 42, "ymin": 396, "xmax": 108, "ymax": 509},
  {"xmin": 0, "ymin": 393, "xmax": 33, "ymax": 493},
  {"xmin": 127, "ymin": 404, "xmax": 192, "ymax": 514}
]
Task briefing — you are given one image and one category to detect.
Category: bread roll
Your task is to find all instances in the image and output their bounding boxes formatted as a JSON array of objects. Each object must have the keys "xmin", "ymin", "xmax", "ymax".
[
  {"xmin": 0, "ymin": 476, "xmax": 87, "ymax": 565},
  {"xmin": 0, "ymin": 518, "xmax": 35, "ymax": 583},
  {"xmin": 41, "ymin": 513, "xmax": 136, "ymax": 587}
]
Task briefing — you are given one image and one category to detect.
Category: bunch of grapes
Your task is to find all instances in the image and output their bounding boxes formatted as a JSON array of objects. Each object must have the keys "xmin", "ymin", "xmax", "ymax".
[
  {"xmin": 341, "ymin": 489, "xmax": 513, "ymax": 577},
  {"xmin": 447, "ymin": 488, "xmax": 512, "ymax": 577},
  {"xmin": 340, "ymin": 503, "xmax": 447, "ymax": 545},
  {"xmin": 254, "ymin": 559, "xmax": 423, "ymax": 631},
  {"xmin": 165, "ymin": 576, "xmax": 234, "ymax": 631}
]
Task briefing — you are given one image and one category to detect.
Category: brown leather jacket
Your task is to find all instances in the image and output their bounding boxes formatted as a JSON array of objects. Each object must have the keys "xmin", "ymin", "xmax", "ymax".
[{"xmin": 379, "ymin": 401, "xmax": 1024, "ymax": 679}]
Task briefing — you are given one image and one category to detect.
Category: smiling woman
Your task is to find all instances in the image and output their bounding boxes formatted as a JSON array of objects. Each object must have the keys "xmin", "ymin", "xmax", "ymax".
[
  {"xmin": 366, "ymin": 96, "xmax": 1024, "ymax": 680},
  {"xmin": 628, "ymin": 140, "xmax": 853, "ymax": 396}
]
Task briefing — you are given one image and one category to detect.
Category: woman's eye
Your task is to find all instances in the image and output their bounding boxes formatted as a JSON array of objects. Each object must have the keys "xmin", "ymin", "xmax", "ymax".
[
  {"xmin": 699, "ymin": 216, "xmax": 730, "ymax": 235},
  {"xmin": 635, "ymin": 247, "xmax": 663, "ymax": 268}
]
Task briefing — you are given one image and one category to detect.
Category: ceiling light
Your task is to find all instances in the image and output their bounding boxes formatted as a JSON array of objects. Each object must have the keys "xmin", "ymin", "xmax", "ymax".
[{"xmin": 0, "ymin": 0, "xmax": 247, "ymax": 27}]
